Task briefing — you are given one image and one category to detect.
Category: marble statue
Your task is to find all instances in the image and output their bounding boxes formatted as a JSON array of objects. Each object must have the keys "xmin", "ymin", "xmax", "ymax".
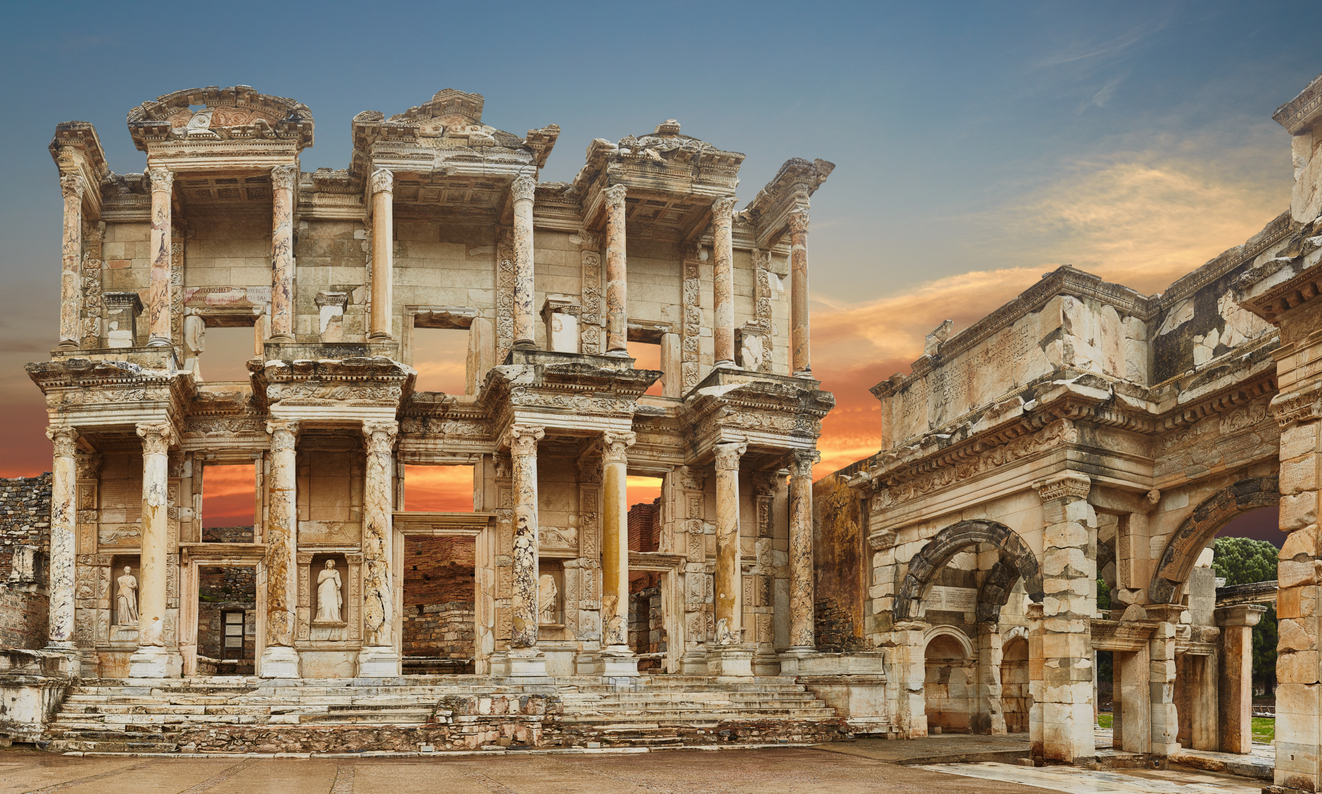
[
  {"xmin": 116, "ymin": 566, "xmax": 138, "ymax": 625},
  {"xmin": 315, "ymin": 559, "xmax": 342, "ymax": 623}
]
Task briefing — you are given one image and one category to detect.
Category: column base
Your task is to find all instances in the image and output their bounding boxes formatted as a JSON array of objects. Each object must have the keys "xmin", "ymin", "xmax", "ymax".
[
  {"xmin": 129, "ymin": 646, "xmax": 182, "ymax": 679},
  {"xmin": 258, "ymin": 645, "xmax": 301, "ymax": 678},
  {"xmin": 708, "ymin": 646, "xmax": 754, "ymax": 677},
  {"xmin": 356, "ymin": 646, "xmax": 399, "ymax": 678},
  {"xmin": 752, "ymin": 648, "xmax": 781, "ymax": 676},
  {"xmin": 601, "ymin": 645, "xmax": 639, "ymax": 677},
  {"xmin": 777, "ymin": 646, "xmax": 817, "ymax": 676},
  {"xmin": 503, "ymin": 648, "xmax": 547, "ymax": 677},
  {"xmin": 146, "ymin": 337, "xmax": 172, "ymax": 348},
  {"xmin": 604, "ymin": 349, "xmax": 630, "ymax": 358},
  {"xmin": 575, "ymin": 649, "xmax": 603, "ymax": 675},
  {"xmin": 681, "ymin": 647, "xmax": 710, "ymax": 675}
]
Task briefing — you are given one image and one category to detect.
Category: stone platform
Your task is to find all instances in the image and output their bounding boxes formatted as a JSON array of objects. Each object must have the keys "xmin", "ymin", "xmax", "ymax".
[{"xmin": 41, "ymin": 675, "xmax": 847, "ymax": 754}]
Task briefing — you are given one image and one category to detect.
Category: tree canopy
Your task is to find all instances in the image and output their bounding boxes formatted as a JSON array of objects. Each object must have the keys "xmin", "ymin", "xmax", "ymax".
[{"xmin": 1212, "ymin": 536, "xmax": 1279, "ymax": 688}]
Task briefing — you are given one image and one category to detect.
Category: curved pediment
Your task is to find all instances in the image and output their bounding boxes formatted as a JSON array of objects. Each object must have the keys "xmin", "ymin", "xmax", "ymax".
[{"xmin": 127, "ymin": 85, "xmax": 314, "ymax": 152}]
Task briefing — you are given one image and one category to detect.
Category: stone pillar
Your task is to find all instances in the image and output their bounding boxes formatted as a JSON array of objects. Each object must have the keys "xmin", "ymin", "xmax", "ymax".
[
  {"xmin": 129, "ymin": 422, "xmax": 179, "ymax": 677},
  {"xmin": 1027, "ymin": 602, "xmax": 1045, "ymax": 758},
  {"xmin": 788, "ymin": 208, "xmax": 811, "ymax": 377},
  {"xmin": 1116, "ymin": 643, "xmax": 1152, "ymax": 753},
  {"xmin": 601, "ymin": 431, "xmax": 638, "ymax": 676},
  {"xmin": 1189, "ymin": 650, "xmax": 1219, "ymax": 751},
  {"xmin": 359, "ymin": 420, "xmax": 399, "ymax": 676},
  {"xmin": 711, "ymin": 441, "xmax": 752, "ymax": 676},
  {"xmin": 1216, "ymin": 604, "xmax": 1266, "ymax": 754},
  {"xmin": 269, "ymin": 164, "xmax": 298, "ymax": 340},
  {"xmin": 1146, "ymin": 604, "xmax": 1180, "ymax": 757},
  {"xmin": 974, "ymin": 622, "xmax": 1007, "ymax": 735},
  {"xmin": 1032, "ymin": 473, "xmax": 1096, "ymax": 764},
  {"xmin": 508, "ymin": 424, "xmax": 547, "ymax": 676},
  {"xmin": 45, "ymin": 426, "xmax": 78, "ymax": 650},
  {"xmin": 512, "ymin": 174, "xmax": 537, "ymax": 348},
  {"xmin": 146, "ymin": 168, "xmax": 174, "ymax": 347},
  {"xmin": 786, "ymin": 449, "xmax": 818, "ymax": 653},
  {"xmin": 603, "ymin": 184, "xmax": 628, "ymax": 355},
  {"xmin": 259, "ymin": 419, "xmax": 300, "ymax": 677},
  {"xmin": 58, "ymin": 174, "xmax": 84, "ymax": 349},
  {"xmin": 711, "ymin": 196, "xmax": 738, "ymax": 368},
  {"xmin": 369, "ymin": 168, "xmax": 394, "ymax": 340}
]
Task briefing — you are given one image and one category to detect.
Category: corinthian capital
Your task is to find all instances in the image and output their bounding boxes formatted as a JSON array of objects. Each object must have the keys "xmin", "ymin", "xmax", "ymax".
[
  {"xmin": 602, "ymin": 431, "xmax": 636, "ymax": 463},
  {"xmin": 265, "ymin": 418, "xmax": 301, "ymax": 451},
  {"xmin": 788, "ymin": 208, "xmax": 810, "ymax": 236},
  {"xmin": 714, "ymin": 441, "xmax": 747, "ymax": 472},
  {"xmin": 508, "ymin": 424, "xmax": 545, "ymax": 457},
  {"xmin": 362, "ymin": 420, "xmax": 399, "ymax": 452},
  {"xmin": 147, "ymin": 168, "xmax": 174, "ymax": 194},
  {"xmin": 1033, "ymin": 473, "xmax": 1091, "ymax": 503},
  {"xmin": 788, "ymin": 448, "xmax": 821, "ymax": 478},
  {"xmin": 511, "ymin": 174, "xmax": 537, "ymax": 204},
  {"xmin": 270, "ymin": 164, "xmax": 299, "ymax": 192},
  {"xmin": 603, "ymin": 184, "xmax": 627, "ymax": 211},
  {"xmin": 370, "ymin": 168, "xmax": 393, "ymax": 195},
  {"xmin": 135, "ymin": 422, "xmax": 176, "ymax": 455},
  {"xmin": 60, "ymin": 174, "xmax": 85, "ymax": 202},
  {"xmin": 579, "ymin": 230, "xmax": 601, "ymax": 251},
  {"xmin": 711, "ymin": 196, "xmax": 738, "ymax": 223},
  {"xmin": 46, "ymin": 425, "xmax": 79, "ymax": 458}
]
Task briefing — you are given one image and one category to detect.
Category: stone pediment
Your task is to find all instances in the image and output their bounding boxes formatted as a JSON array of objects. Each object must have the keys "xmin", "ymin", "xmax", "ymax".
[
  {"xmin": 127, "ymin": 86, "xmax": 314, "ymax": 152},
  {"xmin": 250, "ymin": 356, "xmax": 414, "ymax": 412}
]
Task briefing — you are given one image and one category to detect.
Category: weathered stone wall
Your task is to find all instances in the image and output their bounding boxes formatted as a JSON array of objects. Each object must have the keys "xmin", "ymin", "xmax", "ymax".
[
  {"xmin": 0, "ymin": 474, "xmax": 52, "ymax": 578},
  {"xmin": 0, "ymin": 475, "xmax": 52, "ymax": 650},
  {"xmin": 401, "ymin": 537, "xmax": 475, "ymax": 662},
  {"xmin": 812, "ymin": 474, "xmax": 864, "ymax": 643},
  {"xmin": 0, "ymin": 586, "xmax": 48, "ymax": 650}
]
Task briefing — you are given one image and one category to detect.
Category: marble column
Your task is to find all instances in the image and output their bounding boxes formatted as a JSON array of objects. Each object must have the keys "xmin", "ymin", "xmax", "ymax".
[
  {"xmin": 146, "ymin": 168, "xmax": 174, "ymax": 347},
  {"xmin": 788, "ymin": 208, "xmax": 811, "ymax": 377},
  {"xmin": 712, "ymin": 441, "xmax": 752, "ymax": 676},
  {"xmin": 711, "ymin": 196, "xmax": 738, "ymax": 368},
  {"xmin": 129, "ymin": 422, "xmax": 178, "ymax": 677},
  {"xmin": 601, "ymin": 430, "xmax": 638, "ymax": 675},
  {"xmin": 360, "ymin": 420, "xmax": 399, "ymax": 676},
  {"xmin": 269, "ymin": 164, "xmax": 298, "ymax": 341},
  {"xmin": 512, "ymin": 174, "xmax": 537, "ymax": 348},
  {"xmin": 45, "ymin": 426, "xmax": 78, "ymax": 650},
  {"xmin": 508, "ymin": 424, "xmax": 546, "ymax": 676},
  {"xmin": 259, "ymin": 418, "xmax": 300, "ymax": 678},
  {"xmin": 369, "ymin": 168, "xmax": 394, "ymax": 340},
  {"xmin": 603, "ymin": 184, "xmax": 628, "ymax": 355},
  {"xmin": 58, "ymin": 175, "xmax": 84, "ymax": 350},
  {"xmin": 786, "ymin": 449, "xmax": 818, "ymax": 653},
  {"xmin": 1216, "ymin": 604, "xmax": 1266, "ymax": 754}
]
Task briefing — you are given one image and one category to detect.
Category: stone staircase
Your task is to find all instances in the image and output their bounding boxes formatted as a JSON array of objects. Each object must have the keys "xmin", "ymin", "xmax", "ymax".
[{"xmin": 42, "ymin": 675, "xmax": 846, "ymax": 754}]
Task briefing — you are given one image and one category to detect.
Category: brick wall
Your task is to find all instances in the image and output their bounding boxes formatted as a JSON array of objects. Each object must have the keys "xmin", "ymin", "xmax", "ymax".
[
  {"xmin": 629, "ymin": 572, "xmax": 664, "ymax": 671},
  {"xmin": 402, "ymin": 537, "xmax": 475, "ymax": 667},
  {"xmin": 627, "ymin": 499, "xmax": 660, "ymax": 552},
  {"xmin": 0, "ymin": 474, "xmax": 52, "ymax": 649},
  {"xmin": 0, "ymin": 474, "xmax": 51, "ymax": 579},
  {"xmin": 814, "ymin": 597, "xmax": 864, "ymax": 654}
]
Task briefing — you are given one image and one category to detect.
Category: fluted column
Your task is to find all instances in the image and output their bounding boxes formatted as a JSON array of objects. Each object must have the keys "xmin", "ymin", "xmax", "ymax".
[
  {"xmin": 58, "ymin": 175, "xmax": 84, "ymax": 349},
  {"xmin": 360, "ymin": 420, "xmax": 399, "ymax": 676},
  {"xmin": 788, "ymin": 209, "xmax": 811, "ymax": 377},
  {"xmin": 512, "ymin": 174, "xmax": 537, "ymax": 348},
  {"xmin": 369, "ymin": 168, "xmax": 394, "ymax": 340},
  {"xmin": 129, "ymin": 422, "xmax": 178, "ymax": 677},
  {"xmin": 46, "ymin": 426, "xmax": 78, "ymax": 649},
  {"xmin": 146, "ymin": 168, "xmax": 174, "ymax": 347},
  {"xmin": 712, "ymin": 196, "xmax": 738, "ymax": 367},
  {"xmin": 604, "ymin": 184, "xmax": 628, "ymax": 355},
  {"xmin": 269, "ymin": 164, "xmax": 298, "ymax": 340},
  {"xmin": 601, "ymin": 431, "xmax": 639, "ymax": 675},
  {"xmin": 787, "ymin": 449, "xmax": 819, "ymax": 651},
  {"xmin": 259, "ymin": 418, "xmax": 300, "ymax": 678},
  {"xmin": 509, "ymin": 425, "xmax": 545, "ymax": 649}
]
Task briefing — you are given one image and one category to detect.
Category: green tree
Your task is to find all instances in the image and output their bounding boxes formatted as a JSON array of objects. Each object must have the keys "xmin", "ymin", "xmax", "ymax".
[{"xmin": 1211, "ymin": 536, "xmax": 1279, "ymax": 689}]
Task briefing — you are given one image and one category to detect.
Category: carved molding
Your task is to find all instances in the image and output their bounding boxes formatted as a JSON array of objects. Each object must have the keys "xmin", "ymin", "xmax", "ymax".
[
  {"xmin": 1033, "ymin": 472, "xmax": 1092, "ymax": 502},
  {"xmin": 711, "ymin": 195, "xmax": 738, "ymax": 223},
  {"xmin": 603, "ymin": 184, "xmax": 627, "ymax": 210},
  {"xmin": 788, "ymin": 208, "xmax": 809, "ymax": 236},
  {"xmin": 370, "ymin": 168, "xmax": 393, "ymax": 195},
  {"xmin": 265, "ymin": 418, "xmax": 300, "ymax": 451},
  {"xmin": 136, "ymin": 422, "xmax": 176, "ymax": 454},
  {"xmin": 511, "ymin": 174, "xmax": 537, "ymax": 204},
  {"xmin": 147, "ymin": 168, "xmax": 174, "ymax": 194},
  {"xmin": 60, "ymin": 174, "xmax": 85, "ymax": 202},
  {"xmin": 47, "ymin": 425, "xmax": 79, "ymax": 458},
  {"xmin": 270, "ymin": 164, "xmax": 299, "ymax": 192},
  {"xmin": 602, "ymin": 430, "xmax": 636, "ymax": 463},
  {"xmin": 714, "ymin": 441, "xmax": 746, "ymax": 471},
  {"xmin": 362, "ymin": 420, "xmax": 399, "ymax": 452},
  {"xmin": 508, "ymin": 424, "xmax": 545, "ymax": 457}
]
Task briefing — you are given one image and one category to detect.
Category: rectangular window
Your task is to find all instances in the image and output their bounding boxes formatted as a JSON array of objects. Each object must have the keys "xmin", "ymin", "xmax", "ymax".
[
  {"xmin": 627, "ymin": 340, "xmax": 664, "ymax": 397},
  {"xmin": 202, "ymin": 464, "xmax": 255, "ymax": 537},
  {"xmin": 413, "ymin": 327, "xmax": 470, "ymax": 394},
  {"xmin": 199, "ymin": 325, "xmax": 257, "ymax": 383},
  {"xmin": 403, "ymin": 465, "xmax": 476, "ymax": 512}
]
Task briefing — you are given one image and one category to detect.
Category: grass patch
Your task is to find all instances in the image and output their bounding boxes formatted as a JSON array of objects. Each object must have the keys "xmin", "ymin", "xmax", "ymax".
[
  {"xmin": 1252, "ymin": 716, "xmax": 1274, "ymax": 743},
  {"xmin": 1097, "ymin": 713, "xmax": 1113, "ymax": 729}
]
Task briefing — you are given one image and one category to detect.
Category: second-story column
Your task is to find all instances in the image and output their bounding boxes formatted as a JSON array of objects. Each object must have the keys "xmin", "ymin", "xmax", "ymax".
[
  {"xmin": 786, "ymin": 449, "xmax": 819, "ymax": 653},
  {"xmin": 360, "ymin": 420, "xmax": 400, "ymax": 676},
  {"xmin": 129, "ymin": 422, "xmax": 179, "ymax": 677},
  {"xmin": 788, "ymin": 208, "xmax": 811, "ymax": 377},
  {"xmin": 260, "ymin": 418, "xmax": 300, "ymax": 677},
  {"xmin": 146, "ymin": 168, "xmax": 174, "ymax": 347},
  {"xmin": 601, "ymin": 430, "xmax": 639, "ymax": 675},
  {"xmin": 369, "ymin": 168, "xmax": 394, "ymax": 340},
  {"xmin": 712, "ymin": 441, "xmax": 752, "ymax": 676},
  {"xmin": 58, "ymin": 175, "xmax": 84, "ymax": 349},
  {"xmin": 46, "ymin": 426, "xmax": 78, "ymax": 651},
  {"xmin": 269, "ymin": 164, "xmax": 298, "ymax": 340},
  {"xmin": 604, "ymin": 184, "xmax": 628, "ymax": 355},
  {"xmin": 512, "ymin": 174, "xmax": 537, "ymax": 348},
  {"xmin": 1216, "ymin": 604, "xmax": 1267, "ymax": 753},
  {"xmin": 712, "ymin": 196, "xmax": 738, "ymax": 368},
  {"xmin": 508, "ymin": 424, "xmax": 547, "ymax": 675}
]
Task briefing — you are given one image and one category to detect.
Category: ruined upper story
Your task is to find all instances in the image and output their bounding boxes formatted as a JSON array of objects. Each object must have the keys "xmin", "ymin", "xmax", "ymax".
[
  {"xmin": 864, "ymin": 72, "xmax": 1322, "ymax": 464},
  {"xmin": 42, "ymin": 86, "xmax": 834, "ymax": 406}
]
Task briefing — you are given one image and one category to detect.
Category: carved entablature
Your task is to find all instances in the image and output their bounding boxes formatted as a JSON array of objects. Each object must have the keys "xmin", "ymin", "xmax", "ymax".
[
  {"xmin": 49, "ymin": 122, "xmax": 110, "ymax": 218},
  {"xmin": 741, "ymin": 157, "xmax": 835, "ymax": 249},
  {"xmin": 478, "ymin": 349, "xmax": 659, "ymax": 434},
  {"xmin": 683, "ymin": 369, "xmax": 834, "ymax": 455},
  {"xmin": 397, "ymin": 392, "xmax": 496, "ymax": 463},
  {"xmin": 27, "ymin": 357, "xmax": 193, "ymax": 427},
  {"xmin": 251, "ymin": 356, "xmax": 413, "ymax": 412},
  {"xmin": 127, "ymin": 85, "xmax": 314, "ymax": 153}
]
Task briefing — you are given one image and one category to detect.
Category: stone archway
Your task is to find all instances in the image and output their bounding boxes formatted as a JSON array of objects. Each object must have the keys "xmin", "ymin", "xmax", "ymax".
[
  {"xmin": 1148, "ymin": 477, "xmax": 1280, "ymax": 604},
  {"xmin": 894, "ymin": 519, "xmax": 1043, "ymax": 621}
]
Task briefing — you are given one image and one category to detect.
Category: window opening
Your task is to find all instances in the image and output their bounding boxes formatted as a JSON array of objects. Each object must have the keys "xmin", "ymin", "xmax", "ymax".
[
  {"xmin": 627, "ymin": 340, "xmax": 664, "ymax": 396},
  {"xmin": 413, "ymin": 327, "xmax": 470, "ymax": 394},
  {"xmin": 403, "ymin": 464, "xmax": 476, "ymax": 512},
  {"xmin": 199, "ymin": 325, "xmax": 257, "ymax": 383},
  {"xmin": 202, "ymin": 463, "xmax": 255, "ymax": 540}
]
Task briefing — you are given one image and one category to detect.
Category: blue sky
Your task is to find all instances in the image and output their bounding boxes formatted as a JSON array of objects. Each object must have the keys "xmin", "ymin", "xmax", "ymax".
[{"xmin": 0, "ymin": 1, "xmax": 1319, "ymax": 489}]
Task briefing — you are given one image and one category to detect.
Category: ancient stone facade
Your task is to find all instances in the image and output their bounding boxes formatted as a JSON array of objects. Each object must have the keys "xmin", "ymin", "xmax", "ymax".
[
  {"xmin": 27, "ymin": 86, "xmax": 834, "ymax": 688},
  {"xmin": 822, "ymin": 71, "xmax": 1322, "ymax": 790}
]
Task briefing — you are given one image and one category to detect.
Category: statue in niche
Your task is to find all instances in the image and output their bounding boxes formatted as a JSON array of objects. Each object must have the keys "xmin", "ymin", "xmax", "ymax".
[
  {"xmin": 538, "ymin": 574, "xmax": 558, "ymax": 624},
  {"xmin": 116, "ymin": 566, "xmax": 138, "ymax": 625},
  {"xmin": 315, "ymin": 559, "xmax": 343, "ymax": 623}
]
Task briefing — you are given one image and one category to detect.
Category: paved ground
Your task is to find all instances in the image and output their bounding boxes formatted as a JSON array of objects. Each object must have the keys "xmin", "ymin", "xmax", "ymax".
[{"xmin": 0, "ymin": 743, "xmax": 1270, "ymax": 793}]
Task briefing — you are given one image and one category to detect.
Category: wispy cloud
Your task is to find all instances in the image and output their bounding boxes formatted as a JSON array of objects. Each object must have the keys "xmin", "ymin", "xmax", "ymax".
[{"xmin": 1036, "ymin": 21, "xmax": 1167, "ymax": 70}]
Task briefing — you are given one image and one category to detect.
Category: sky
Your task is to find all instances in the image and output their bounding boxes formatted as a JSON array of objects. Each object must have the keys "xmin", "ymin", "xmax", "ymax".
[{"xmin": 1, "ymin": 1, "xmax": 1318, "ymax": 534}]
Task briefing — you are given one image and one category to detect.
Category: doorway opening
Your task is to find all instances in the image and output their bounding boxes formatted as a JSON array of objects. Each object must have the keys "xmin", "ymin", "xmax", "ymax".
[
  {"xmin": 924, "ymin": 632, "xmax": 973, "ymax": 733},
  {"xmin": 1002, "ymin": 636, "xmax": 1029, "ymax": 733},
  {"xmin": 196, "ymin": 564, "xmax": 256, "ymax": 675},
  {"xmin": 402, "ymin": 536, "xmax": 476, "ymax": 675}
]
